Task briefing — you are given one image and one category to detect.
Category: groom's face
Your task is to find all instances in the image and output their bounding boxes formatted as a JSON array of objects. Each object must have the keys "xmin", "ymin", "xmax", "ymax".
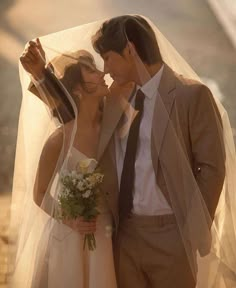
[{"xmin": 102, "ymin": 48, "xmax": 133, "ymax": 85}]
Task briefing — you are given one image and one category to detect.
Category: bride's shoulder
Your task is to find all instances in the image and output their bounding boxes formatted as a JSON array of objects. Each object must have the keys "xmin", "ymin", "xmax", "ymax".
[
  {"xmin": 40, "ymin": 128, "xmax": 63, "ymax": 162},
  {"xmin": 48, "ymin": 120, "xmax": 75, "ymax": 144},
  {"xmin": 40, "ymin": 120, "xmax": 75, "ymax": 161},
  {"xmin": 47, "ymin": 126, "xmax": 63, "ymax": 146}
]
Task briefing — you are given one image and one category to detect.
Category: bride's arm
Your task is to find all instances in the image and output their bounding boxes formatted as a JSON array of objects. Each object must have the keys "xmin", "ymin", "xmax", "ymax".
[
  {"xmin": 33, "ymin": 127, "xmax": 63, "ymax": 208},
  {"xmin": 33, "ymin": 127, "xmax": 97, "ymax": 233},
  {"xmin": 20, "ymin": 39, "xmax": 74, "ymax": 124}
]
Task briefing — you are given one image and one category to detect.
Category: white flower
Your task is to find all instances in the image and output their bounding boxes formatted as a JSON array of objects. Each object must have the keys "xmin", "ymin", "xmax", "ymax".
[
  {"xmin": 88, "ymin": 183, "xmax": 93, "ymax": 189},
  {"xmin": 77, "ymin": 159, "xmax": 98, "ymax": 174},
  {"xmin": 71, "ymin": 170, "xmax": 77, "ymax": 177},
  {"xmin": 72, "ymin": 179, "xmax": 77, "ymax": 185},
  {"xmin": 77, "ymin": 182, "xmax": 85, "ymax": 191},
  {"xmin": 94, "ymin": 174, "xmax": 104, "ymax": 183},
  {"xmin": 86, "ymin": 175, "xmax": 96, "ymax": 187},
  {"xmin": 64, "ymin": 188, "xmax": 70, "ymax": 196},
  {"xmin": 77, "ymin": 173, "xmax": 83, "ymax": 180},
  {"xmin": 82, "ymin": 190, "xmax": 91, "ymax": 198}
]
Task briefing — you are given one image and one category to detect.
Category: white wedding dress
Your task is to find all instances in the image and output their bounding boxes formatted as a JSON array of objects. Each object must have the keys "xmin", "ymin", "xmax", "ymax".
[{"xmin": 32, "ymin": 147, "xmax": 117, "ymax": 288}]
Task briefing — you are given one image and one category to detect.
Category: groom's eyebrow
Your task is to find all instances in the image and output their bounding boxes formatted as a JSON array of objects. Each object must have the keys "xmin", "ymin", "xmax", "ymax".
[{"xmin": 101, "ymin": 53, "xmax": 109, "ymax": 60}]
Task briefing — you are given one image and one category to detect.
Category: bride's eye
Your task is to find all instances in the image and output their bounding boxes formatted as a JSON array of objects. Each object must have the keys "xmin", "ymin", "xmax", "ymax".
[
  {"xmin": 87, "ymin": 67, "xmax": 96, "ymax": 73},
  {"xmin": 92, "ymin": 68, "xmax": 101, "ymax": 74}
]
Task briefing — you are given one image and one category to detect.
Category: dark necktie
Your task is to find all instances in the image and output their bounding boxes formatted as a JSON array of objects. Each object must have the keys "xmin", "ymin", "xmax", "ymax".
[{"xmin": 119, "ymin": 89, "xmax": 145, "ymax": 220}]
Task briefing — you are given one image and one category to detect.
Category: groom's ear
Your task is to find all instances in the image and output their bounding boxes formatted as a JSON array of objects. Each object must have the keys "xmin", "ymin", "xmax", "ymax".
[
  {"xmin": 127, "ymin": 41, "xmax": 137, "ymax": 56},
  {"xmin": 122, "ymin": 42, "xmax": 136, "ymax": 59}
]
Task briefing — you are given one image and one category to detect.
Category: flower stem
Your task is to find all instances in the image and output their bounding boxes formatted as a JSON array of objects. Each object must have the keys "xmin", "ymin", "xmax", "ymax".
[{"xmin": 83, "ymin": 233, "xmax": 96, "ymax": 251}]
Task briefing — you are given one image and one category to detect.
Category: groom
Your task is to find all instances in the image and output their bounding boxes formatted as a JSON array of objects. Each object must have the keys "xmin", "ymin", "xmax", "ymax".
[{"xmin": 92, "ymin": 15, "xmax": 225, "ymax": 288}]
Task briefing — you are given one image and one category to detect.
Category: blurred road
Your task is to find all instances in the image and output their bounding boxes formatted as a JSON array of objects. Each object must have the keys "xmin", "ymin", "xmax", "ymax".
[{"xmin": 0, "ymin": 0, "xmax": 236, "ymax": 285}]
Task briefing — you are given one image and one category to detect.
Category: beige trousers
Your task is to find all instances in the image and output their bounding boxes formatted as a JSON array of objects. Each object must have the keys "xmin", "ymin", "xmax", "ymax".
[{"xmin": 114, "ymin": 214, "xmax": 196, "ymax": 288}]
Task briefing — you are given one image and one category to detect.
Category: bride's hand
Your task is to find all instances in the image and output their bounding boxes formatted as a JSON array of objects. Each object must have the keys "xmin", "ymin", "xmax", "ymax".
[
  {"xmin": 109, "ymin": 80, "xmax": 135, "ymax": 100},
  {"xmin": 63, "ymin": 217, "xmax": 97, "ymax": 234},
  {"xmin": 20, "ymin": 38, "xmax": 46, "ymax": 80},
  {"xmin": 76, "ymin": 217, "xmax": 97, "ymax": 235}
]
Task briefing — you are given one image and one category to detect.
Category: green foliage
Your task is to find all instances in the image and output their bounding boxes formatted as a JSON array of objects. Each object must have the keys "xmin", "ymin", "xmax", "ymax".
[{"xmin": 57, "ymin": 169, "xmax": 104, "ymax": 221}]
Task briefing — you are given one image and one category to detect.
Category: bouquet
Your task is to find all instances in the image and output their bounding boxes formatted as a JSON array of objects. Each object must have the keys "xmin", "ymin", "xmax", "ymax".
[{"xmin": 57, "ymin": 158, "xmax": 104, "ymax": 250}]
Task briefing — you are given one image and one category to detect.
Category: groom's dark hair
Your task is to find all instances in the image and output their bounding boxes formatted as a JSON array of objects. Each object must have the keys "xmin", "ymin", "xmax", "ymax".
[{"xmin": 92, "ymin": 15, "xmax": 163, "ymax": 65}]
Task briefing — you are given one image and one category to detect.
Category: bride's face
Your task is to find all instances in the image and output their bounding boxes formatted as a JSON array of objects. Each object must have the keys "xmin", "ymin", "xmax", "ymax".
[{"xmin": 78, "ymin": 66, "xmax": 109, "ymax": 99}]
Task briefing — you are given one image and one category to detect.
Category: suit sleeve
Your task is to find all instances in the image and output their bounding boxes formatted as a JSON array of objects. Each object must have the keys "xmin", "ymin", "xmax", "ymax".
[{"xmin": 189, "ymin": 84, "xmax": 226, "ymax": 220}]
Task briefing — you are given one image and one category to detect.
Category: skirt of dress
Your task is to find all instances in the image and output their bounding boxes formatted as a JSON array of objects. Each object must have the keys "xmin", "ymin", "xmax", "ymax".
[{"xmin": 32, "ymin": 212, "xmax": 117, "ymax": 288}]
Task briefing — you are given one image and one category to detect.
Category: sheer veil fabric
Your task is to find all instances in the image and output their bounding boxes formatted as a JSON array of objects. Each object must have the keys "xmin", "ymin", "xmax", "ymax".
[{"xmin": 10, "ymin": 15, "xmax": 236, "ymax": 287}]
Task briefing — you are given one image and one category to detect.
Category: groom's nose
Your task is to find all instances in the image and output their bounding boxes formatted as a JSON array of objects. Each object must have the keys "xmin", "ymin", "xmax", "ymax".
[
  {"xmin": 103, "ymin": 62, "xmax": 110, "ymax": 74},
  {"xmin": 99, "ymin": 70, "xmax": 105, "ymax": 78}
]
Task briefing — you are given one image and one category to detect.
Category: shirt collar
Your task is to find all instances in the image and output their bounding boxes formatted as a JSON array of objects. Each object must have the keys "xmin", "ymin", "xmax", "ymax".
[{"xmin": 137, "ymin": 64, "xmax": 164, "ymax": 99}]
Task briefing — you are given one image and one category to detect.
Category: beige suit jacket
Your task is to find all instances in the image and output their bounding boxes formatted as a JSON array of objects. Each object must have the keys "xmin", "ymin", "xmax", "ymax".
[{"xmin": 97, "ymin": 64, "xmax": 225, "ymax": 248}]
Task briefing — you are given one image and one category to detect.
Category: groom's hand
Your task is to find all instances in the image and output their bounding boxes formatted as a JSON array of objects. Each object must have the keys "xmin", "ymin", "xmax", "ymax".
[{"xmin": 20, "ymin": 38, "xmax": 46, "ymax": 80}]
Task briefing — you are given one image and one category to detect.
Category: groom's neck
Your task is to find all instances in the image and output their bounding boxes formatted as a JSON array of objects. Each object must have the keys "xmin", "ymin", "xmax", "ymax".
[
  {"xmin": 146, "ymin": 62, "xmax": 163, "ymax": 78},
  {"xmin": 135, "ymin": 61, "xmax": 163, "ymax": 86}
]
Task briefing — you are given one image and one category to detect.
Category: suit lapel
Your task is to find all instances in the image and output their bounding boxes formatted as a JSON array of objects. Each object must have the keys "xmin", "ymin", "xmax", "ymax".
[
  {"xmin": 151, "ymin": 64, "xmax": 177, "ymax": 163},
  {"xmin": 97, "ymin": 85, "xmax": 136, "ymax": 161}
]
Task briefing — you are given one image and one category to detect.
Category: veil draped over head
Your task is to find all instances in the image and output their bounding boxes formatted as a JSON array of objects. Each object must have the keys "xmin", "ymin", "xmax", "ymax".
[{"xmin": 10, "ymin": 15, "xmax": 236, "ymax": 287}]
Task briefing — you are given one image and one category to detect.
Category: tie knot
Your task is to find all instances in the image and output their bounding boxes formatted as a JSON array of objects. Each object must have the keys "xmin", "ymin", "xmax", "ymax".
[{"xmin": 135, "ymin": 89, "xmax": 145, "ymax": 110}]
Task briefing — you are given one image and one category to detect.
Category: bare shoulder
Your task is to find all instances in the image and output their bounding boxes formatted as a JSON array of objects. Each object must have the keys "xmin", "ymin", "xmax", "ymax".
[
  {"xmin": 43, "ymin": 127, "xmax": 63, "ymax": 153},
  {"xmin": 34, "ymin": 124, "xmax": 72, "ymax": 204},
  {"xmin": 42, "ymin": 120, "xmax": 75, "ymax": 156},
  {"xmin": 39, "ymin": 125, "xmax": 66, "ymax": 166}
]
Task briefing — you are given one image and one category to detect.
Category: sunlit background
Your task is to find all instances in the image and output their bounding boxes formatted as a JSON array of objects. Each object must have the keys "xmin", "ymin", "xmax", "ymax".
[{"xmin": 0, "ymin": 0, "xmax": 236, "ymax": 285}]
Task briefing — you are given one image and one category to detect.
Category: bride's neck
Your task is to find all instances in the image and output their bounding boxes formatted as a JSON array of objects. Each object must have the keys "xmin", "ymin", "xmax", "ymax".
[{"xmin": 77, "ymin": 97, "xmax": 102, "ymax": 127}]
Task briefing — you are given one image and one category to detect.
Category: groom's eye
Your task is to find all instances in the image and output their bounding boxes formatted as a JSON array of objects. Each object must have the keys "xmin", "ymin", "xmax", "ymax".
[{"xmin": 103, "ymin": 55, "xmax": 109, "ymax": 62}]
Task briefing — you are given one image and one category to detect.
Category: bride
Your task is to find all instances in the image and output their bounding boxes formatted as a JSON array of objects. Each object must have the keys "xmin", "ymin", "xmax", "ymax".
[{"xmin": 13, "ymin": 43, "xmax": 118, "ymax": 287}]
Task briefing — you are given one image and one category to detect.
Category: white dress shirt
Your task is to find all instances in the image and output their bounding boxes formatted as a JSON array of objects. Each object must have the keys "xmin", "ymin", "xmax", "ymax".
[{"xmin": 115, "ymin": 65, "xmax": 173, "ymax": 215}]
